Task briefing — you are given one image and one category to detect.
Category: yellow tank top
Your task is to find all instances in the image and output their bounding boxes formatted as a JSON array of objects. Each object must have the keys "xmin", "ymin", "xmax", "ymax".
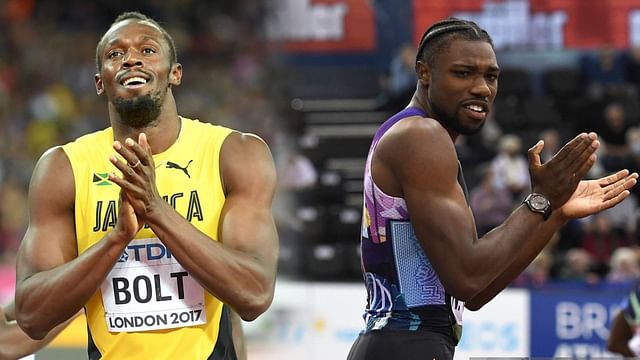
[{"xmin": 62, "ymin": 117, "xmax": 234, "ymax": 359}]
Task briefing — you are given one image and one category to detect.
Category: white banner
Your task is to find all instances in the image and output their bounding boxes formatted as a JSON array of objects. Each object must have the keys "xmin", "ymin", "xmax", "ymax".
[
  {"xmin": 244, "ymin": 281, "xmax": 530, "ymax": 359},
  {"xmin": 455, "ymin": 289, "xmax": 530, "ymax": 359}
]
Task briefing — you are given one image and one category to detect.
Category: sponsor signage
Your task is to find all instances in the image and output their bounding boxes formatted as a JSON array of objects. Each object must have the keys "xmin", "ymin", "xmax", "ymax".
[
  {"xmin": 529, "ymin": 287, "xmax": 627, "ymax": 357},
  {"xmin": 414, "ymin": 0, "xmax": 640, "ymax": 49},
  {"xmin": 265, "ymin": 0, "xmax": 376, "ymax": 52},
  {"xmin": 455, "ymin": 289, "xmax": 529, "ymax": 359}
]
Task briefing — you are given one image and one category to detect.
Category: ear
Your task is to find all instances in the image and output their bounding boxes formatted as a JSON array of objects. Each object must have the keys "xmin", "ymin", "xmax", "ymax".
[
  {"xmin": 95, "ymin": 73, "xmax": 104, "ymax": 95},
  {"xmin": 415, "ymin": 60, "xmax": 431, "ymax": 86},
  {"xmin": 169, "ymin": 63, "xmax": 182, "ymax": 86}
]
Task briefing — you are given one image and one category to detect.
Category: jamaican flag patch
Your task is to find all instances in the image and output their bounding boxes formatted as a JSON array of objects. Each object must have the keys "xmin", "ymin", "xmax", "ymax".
[{"xmin": 93, "ymin": 173, "xmax": 112, "ymax": 186}]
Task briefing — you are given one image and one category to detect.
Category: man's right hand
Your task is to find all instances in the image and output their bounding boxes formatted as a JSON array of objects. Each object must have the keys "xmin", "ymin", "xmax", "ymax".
[{"xmin": 527, "ymin": 132, "xmax": 599, "ymax": 210}]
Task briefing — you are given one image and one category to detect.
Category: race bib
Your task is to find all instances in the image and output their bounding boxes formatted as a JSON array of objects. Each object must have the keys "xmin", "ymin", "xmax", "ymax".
[
  {"xmin": 451, "ymin": 296, "xmax": 464, "ymax": 325},
  {"xmin": 389, "ymin": 221, "xmax": 445, "ymax": 307},
  {"xmin": 451, "ymin": 295, "xmax": 464, "ymax": 342},
  {"xmin": 101, "ymin": 238, "xmax": 207, "ymax": 332}
]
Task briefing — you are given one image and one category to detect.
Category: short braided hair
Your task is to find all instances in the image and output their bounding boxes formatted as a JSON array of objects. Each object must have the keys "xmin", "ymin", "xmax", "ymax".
[
  {"xmin": 415, "ymin": 17, "xmax": 493, "ymax": 68},
  {"xmin": 95, "ymin": 11, "xmax": 178, "ymax": 72}
]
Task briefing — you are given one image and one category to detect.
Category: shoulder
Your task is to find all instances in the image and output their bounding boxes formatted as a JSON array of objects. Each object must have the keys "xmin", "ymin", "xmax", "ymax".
[
  {"xmin": 381, "ymin": 116, "xmax": 454, "ymax": 151},
  {"xmin": 376, "ymin": 116, "xmax": 458, "ymax": 171},
  {"xmin": 370, "ymin": 115, "xmax": 460, "ymax": 195},
  {"xmin": 29, "ymin": 146, "xmax": 74, "ymax": 209},
  {"xmin": 35, "ymin": 146, "xmax": 73, "ymax": 178},
  {"xmin": 221, "ymin": 131, "xmax": 272, "ymax": 158},
  {"xmin": 220, "ymin": 132, "xmax": 276, "ymax": 196}
]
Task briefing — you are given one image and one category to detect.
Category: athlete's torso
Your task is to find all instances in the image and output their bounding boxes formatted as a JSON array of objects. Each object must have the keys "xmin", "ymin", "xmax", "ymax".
[
  {"xmin": 62, "ymin": 117, "xmax": 235, "ymax": 359},
  {"xmin": 359, "ymin": 107, "xmax": 468, "ymax": 343}
]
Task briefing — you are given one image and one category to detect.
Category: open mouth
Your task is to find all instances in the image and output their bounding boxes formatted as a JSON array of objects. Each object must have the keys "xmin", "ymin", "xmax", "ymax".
[
  {"xmin": 463, "ymin": 100, "xmax": 490, "ymax": 113},
  {"xmin": 121, "ymin": 76, "xmax": 148, "ymax": 88},
  {"xmin": 462, "ymin": 102, "xmax": 489, "ymax": 121},
  {"xmin": 464, "ymin": 104, "xmax": 487, "ymax": 114},
  {"xmin": 464, "ymin": 104, "xmax": 485, "ymax": 113}
]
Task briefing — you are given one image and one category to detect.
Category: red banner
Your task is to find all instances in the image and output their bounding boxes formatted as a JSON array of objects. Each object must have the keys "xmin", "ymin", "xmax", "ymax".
[{"xmin": 413, "ymin": 0, "xmax": 640, "ymax": 50}]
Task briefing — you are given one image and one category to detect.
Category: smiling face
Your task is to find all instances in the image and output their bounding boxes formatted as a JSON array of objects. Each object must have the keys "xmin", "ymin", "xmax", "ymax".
[
  {"xmin": 95, "ymin": 19, "xmax": 182, "ymax": 128},
  {"xmin": 418, "ymin": 39, "xmax": 499, "ymax": 136}
]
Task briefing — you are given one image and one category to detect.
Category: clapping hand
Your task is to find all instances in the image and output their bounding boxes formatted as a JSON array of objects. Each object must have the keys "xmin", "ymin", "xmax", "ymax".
[
  {"xmin": 108, "ymin": 133, "xmax": 163, "ymax": 219},
  {"xmin": 558, "ymin": 169, "xmax": 638, "ymax": 220},
  {"xmin": 527, "ymin": 132, "xmax": 637, "ymax": 221}
]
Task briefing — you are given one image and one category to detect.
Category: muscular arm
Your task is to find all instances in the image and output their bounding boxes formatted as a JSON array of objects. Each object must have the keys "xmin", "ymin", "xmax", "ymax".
[
  {"xmin": 0, "ymin": 300, "xmax": 80, "ymax": 359},
  {"xmin": 374, "ymin": 119, "xmax": 598, "ymax": 303},
  {"xmin": 15, "ymin": 148, "xmax": 135, "ymax": 339},
  {"xmin": 463, "ymin": 213, "xmax": 564, "ymax": 310},
  {"xmin": 607, "ymin": 311, "xmax": 636, "ymax": 357},
  {"xmin": 143, "ymin": 133, "xmax": 278, "ymax": 321}
]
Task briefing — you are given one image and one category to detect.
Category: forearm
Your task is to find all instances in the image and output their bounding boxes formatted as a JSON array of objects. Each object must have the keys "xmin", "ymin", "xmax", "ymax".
[
  {"xmin": 428, "ymin": 203, "xmax": 547, "ymax": 300},
  {"xmin": 16, "ymin": 233, "xmax": 127, "ymax": 338},
  {"xmin": 0, "ymin": 320, "xmax": 50, "ymax": 359},
  {"xmin": 465, "ymin": 207, "xmax": 565, "ymax": 310},
  {"xmin": 148, "ymin": 203, "xmax": 276, "ymax": 320},
  {"xmin": 0, "ymin": 312, "xmax": 74, "ymax": 359}
]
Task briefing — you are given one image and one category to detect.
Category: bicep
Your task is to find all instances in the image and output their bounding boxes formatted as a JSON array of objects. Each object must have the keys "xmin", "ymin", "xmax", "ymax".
[
  {"xmin": 219, "ymin": 133, "xmax": 278, "ymax": 263},
  {"xmin": 17, "ymin": 148, "xmax": 77, "ymax": 281},
  {"xmin": 401, "ymin": 161, "xmax": 477, "ymax": 283},
  {"xmin": 219, "ymin": 197, "xmax": 278, "ymax": 262},
  {"xmin": 404, "ymin": 183, "xmax": 475, "ymax": 248}
]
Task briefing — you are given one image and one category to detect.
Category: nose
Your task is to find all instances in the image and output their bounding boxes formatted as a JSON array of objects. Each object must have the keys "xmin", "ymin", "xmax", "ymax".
[
  {"xmin": 122, "ymin": 48, "xmax": 143, "ymax": 68},
  {"xmin": 470, "ymin": 76, "xmax": 491, "ymax": 98}
]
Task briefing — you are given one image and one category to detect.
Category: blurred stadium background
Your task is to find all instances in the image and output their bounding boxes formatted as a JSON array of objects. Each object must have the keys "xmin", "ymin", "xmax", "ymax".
[{"xmin": 2, "ymin": 0, "xmax": 640, "ymax": 358}]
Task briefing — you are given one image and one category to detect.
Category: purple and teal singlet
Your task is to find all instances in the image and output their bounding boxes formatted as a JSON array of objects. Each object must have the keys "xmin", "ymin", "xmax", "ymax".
[{"xmin": 359, "ymin": 107, "xmax": 468, "ymax": 343}]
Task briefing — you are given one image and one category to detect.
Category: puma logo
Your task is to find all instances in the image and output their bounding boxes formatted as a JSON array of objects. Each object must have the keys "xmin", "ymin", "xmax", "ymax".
[{"xmin": 166, "ymin": 160, "xmax": 193, "ymax": 178}]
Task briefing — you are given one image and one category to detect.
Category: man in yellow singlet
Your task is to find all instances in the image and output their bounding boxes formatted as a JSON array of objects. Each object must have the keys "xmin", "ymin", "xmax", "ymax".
[{"xmin": 13, "ymin": 11, "xmax": 277, "ymax": 360}]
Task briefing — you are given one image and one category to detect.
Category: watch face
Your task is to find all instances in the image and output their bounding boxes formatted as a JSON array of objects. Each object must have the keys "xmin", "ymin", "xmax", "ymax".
[{"xmin": 530, "ymin": 194, "xmax": 548, "ymax": 210}]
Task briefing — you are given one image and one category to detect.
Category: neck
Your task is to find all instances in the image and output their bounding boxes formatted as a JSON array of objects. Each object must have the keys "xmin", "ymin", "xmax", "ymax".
[
  {"xmin": 109, "ymin": 90, "xmax": 181, "ymax": 154},
  {"xmin": 408, "ymin": 84, "xmax": 459, "ymax": 143},
  {"xmin": 407, "ymin": 82, "xmax": 429, "ymax": 114}
]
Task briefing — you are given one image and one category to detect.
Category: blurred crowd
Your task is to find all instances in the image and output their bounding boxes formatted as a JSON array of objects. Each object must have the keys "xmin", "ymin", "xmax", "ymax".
[{"xmin": 454, "ymin": 44, "xmax": 640, "ymax": 289}]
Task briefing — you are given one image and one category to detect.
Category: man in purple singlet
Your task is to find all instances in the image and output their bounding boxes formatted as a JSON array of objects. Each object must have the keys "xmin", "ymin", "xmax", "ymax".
[{"xmin": 347, "ymin": 17, "xmax": 639, "ymax": 360}]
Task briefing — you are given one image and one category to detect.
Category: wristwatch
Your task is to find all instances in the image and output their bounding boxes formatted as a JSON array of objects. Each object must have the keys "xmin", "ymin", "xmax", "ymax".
[{"xmin": 523, "ymin": 193, "xmax": 552, "ymax": 220}]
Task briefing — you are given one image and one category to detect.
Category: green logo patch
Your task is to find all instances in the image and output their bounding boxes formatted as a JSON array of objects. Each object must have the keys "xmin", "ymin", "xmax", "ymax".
[{"xmin": 93, "ymin": 173, "xmax": 112, "ymax": 186}]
